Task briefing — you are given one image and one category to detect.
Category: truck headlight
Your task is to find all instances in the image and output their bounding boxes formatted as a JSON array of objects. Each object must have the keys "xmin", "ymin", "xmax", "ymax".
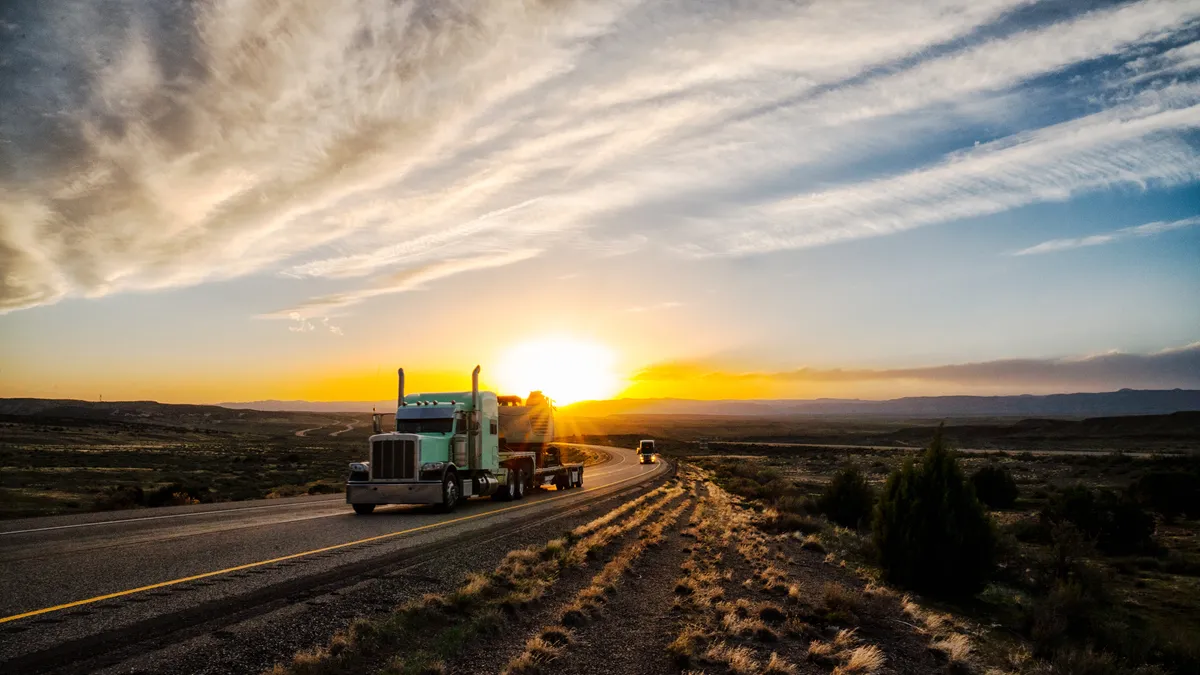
[
  {"xmin": 421, "ymin": 462, "xmax": 446, "ymax": 472},
  {"xmin": 349, "ymin": 462, "xmax": 370, "ymax": 473}
]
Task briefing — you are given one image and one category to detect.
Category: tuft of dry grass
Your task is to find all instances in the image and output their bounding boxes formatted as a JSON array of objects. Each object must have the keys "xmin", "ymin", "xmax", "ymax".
[
  {"xmin": 823, "ymin": 582, "xmax": 865, "ymax": 614},
  {"xmin": 808, "ymin": 639, "xmax": 839, "ymax": 664},
  {"xmin": 704, "ymin": 642, "xmax": 761, "ymax": 675},
  {"xmin": 538, "ymin": 625, "xmax": 573, "ymax": 647},
  {"xmin": 932, "ymin": 633, "xmax": 974, "ymax": 669},
  {"xmin": 833, "ymin": 645, "xmax": 886, "ymax": 675},
  {"xmin": 758, "ymin": 602, "xmax": 787, "ymax": 624},
  {"xmin": 763, "ymin": 652, "xmax": 800, "ymax": 675},
  {"xmin": 668, "ymin": 624, "xmax": 709, "ymax": 667},
  {"xmin": 832, "ymin": 628, "xmax": 860, "ymax": 650},
  {"xmin": 800, "ymin": 533, "xmax": 826, "ymax": 552},
  {"xmin": 500, "ymin": 636, "xmax": 562, "ymax": 675}
]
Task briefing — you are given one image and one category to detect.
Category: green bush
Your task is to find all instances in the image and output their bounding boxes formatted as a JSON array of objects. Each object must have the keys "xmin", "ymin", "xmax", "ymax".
[
  {"xmin": 1131, "ymin": 471, "xmax": 1200, "ymax": 522},
  {"xmin": 1041, "ymin": 486, "xmax": 1156, "ymax": 556},
  {"xmin": 873, "ymin": 427, "xmax": 996, "ymax": 597},
  {"xmin": 971, "ymin": 464, "xmax": 1019, "ymax": 509},
  {"xmin": 817, "ymin": 465, "xmax": 875, "ymax": 528}
]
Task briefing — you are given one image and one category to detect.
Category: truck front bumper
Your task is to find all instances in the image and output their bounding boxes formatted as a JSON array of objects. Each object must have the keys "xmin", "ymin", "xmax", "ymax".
[{"xmin": 346, "ymin": 481, "xmax": 442, "ymax": 505}]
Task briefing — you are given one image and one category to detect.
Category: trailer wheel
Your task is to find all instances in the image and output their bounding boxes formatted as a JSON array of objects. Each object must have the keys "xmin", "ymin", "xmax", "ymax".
[
  {"xmin": 352, "ymin": 503, "xmax": 376, "ymax": 515},
  {"xmin": 439, "ymin": 471, "xmax": 460, "ymax": 513},
  {"xmin": 574, "ymin": 471, "xmax": 583, "ymax": 488},
  {"xmin": 511, "ymin": 469, "xmax": 525, "ymax": 500}
]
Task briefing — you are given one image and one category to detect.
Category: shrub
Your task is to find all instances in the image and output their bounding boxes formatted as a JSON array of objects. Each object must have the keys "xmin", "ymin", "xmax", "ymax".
[
  {"xmin": 145, "ymin": 482, "xmax": 206, "ymax": 507},
  {"xmin": 818, "ymin": 465, "xmax": 875, "ymax": 529},
  {"xmin": 873, "ymin": 427, "xmax": 996, "ymax": 597},
  {"xmin": 760, "ymin": 512, "xmax": 823, "ymax": 535},
  {"xmin": 1041, "ymin": 486, "xmax": 1155, "ymax": 556},
  {"xmin": 970, "ymin": 465, "xmax": 1019, "ymax": 509},
  {"xmin": 1131, "ymin": 471, "xmax": 1200, "ymax": 522},
  {"xmin": 94, "ymin": 485, "xmax": 144, "ymax": 510}
]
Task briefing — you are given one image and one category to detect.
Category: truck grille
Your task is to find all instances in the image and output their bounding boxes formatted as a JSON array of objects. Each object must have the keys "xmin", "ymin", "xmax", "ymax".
[{"xmin": 371, "ymin": 439, "xmax": 416, "ymax": 480}]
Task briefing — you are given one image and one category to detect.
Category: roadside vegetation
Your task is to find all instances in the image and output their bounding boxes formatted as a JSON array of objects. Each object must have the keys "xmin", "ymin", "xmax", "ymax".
[
  {"xmin": 690, "ymin": 429, "xmax": 1200, "ymax": 674},
  {"xmin": 0, "ymin": 414, "xmax": 606, "ymax": 519}
]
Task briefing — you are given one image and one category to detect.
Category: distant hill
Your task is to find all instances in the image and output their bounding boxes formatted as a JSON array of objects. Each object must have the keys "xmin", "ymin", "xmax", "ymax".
[
  {"xmin": 219, "ymin": 399, "xmax": 395, "ymax": 413},
  {"xmin": 561, "ymin": 389, "xmax": 1200, "ymax": 418},
  {"xmin": 0, "ymin": 398, "xmax": 345, "ymax": 429}
]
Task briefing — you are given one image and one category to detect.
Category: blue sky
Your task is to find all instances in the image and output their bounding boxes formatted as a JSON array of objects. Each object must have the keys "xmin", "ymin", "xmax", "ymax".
[{"xmin": 1, "ymin": 0, "xmax": 1198, "ymax": 402}]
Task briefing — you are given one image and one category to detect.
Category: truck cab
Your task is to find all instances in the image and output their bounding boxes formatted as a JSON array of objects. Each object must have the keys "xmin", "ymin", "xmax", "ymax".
[{"xmin": 638, "ymin": 439, "xmax": 656, "ymax": 464}]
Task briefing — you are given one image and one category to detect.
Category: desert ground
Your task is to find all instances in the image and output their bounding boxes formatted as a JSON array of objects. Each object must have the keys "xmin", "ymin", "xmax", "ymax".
[{"xmin": 2, "ymin": 403, "xmax": 1198, "ymax": 674}]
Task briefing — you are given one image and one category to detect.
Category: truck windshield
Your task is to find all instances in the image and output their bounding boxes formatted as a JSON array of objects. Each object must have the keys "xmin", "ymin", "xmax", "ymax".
[{"xmin": 395, "ymin": 417, "xmax": 454, "ymax": 433}]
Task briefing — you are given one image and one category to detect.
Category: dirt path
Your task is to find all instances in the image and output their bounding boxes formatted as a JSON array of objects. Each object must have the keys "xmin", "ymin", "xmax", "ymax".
[
  {"xmin": 292, "ymin": 426, "xmax": 324, "ymax": 437},
  {"xmin": 329, "ymin": 421, "xmax": 357, "ymax": 437}
]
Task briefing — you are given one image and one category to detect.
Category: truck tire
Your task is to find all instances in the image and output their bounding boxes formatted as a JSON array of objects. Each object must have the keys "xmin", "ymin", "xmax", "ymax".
[
  {"xmin": 439, "ymin": 471, "xmax": 460, "ymax": 513},
  {"xmin": 574, "ymin": 471, "xmax": 583, "ymax": 488},
  {"xmin": 353, "ymin": 503, "xmax": 376, "ymax": 515},
  {"xmin": 511, "ymin": 468, "xmax": 525, "ymax": 500}
]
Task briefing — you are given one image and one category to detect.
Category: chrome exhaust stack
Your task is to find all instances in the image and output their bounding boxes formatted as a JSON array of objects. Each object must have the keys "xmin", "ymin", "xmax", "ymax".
[
  {"xmin": 397, "ymin": 368, "xmax": 405, "ymax": 407},
  {"xmin": 469, "ymin": 365, "xmax": 481, "ymax": 470}
]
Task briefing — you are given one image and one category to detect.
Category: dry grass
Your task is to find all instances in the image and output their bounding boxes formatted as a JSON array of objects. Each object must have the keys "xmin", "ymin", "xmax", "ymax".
[
  {"xmin": 800, "ymin": 533, "xmax": 826, "ymax": 552},
  {"xmin": 537, "ymin": 625, "xmax": 573, "ymax": 647},
  {"xmin": 833, "ymin": 645, "xmax": 886, "ymax": 675},
  {"xmin": 704, "ymin": 642, "xmax": 761, "ymax": 675},
  {"xmin": 500, "ymin": 636, "xmax": 562, "ymax": 675},
  {"xmin": 809, "ymin": 628, "xmax": 862, "ymax": 665},
  {"xmin": 501, "ymin": 488, "xmax": 695, "ymax": 674},
  {"xmin": 758, "ymin": 601, "xmax": 787, "ymax": 624},
  {"xmin": 668, "ymin": 624, "xmax": 710, "ymax": 667},
  {"xmin": 763, "ymin": 652, "xmax": 800, "ymax": 675},
  {"xmin": 823, "ymin": 582, "xmax": 865, "ymax": 615},
  {"xmin": 808, "ymin": 639, "xmax": 840, "ymax": 664},
  {"xmin": 570, "ymin": 484, "xmax": 672, "ymax": 537},
  {"xmin": 932, "ymin": 633, "xmax": 974, "ymax": 670}
]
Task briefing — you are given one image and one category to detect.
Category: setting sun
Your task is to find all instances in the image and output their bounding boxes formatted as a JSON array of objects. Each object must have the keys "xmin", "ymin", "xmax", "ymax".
[{"xmin": 493, "ymin": 337, "xmax": 622, "ymax": 406}]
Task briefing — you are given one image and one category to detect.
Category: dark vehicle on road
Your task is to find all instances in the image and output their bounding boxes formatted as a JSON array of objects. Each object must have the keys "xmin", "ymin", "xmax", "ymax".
[{"xmin": 638, "ymin": 439, "xmax": 656, "ymax": 464}]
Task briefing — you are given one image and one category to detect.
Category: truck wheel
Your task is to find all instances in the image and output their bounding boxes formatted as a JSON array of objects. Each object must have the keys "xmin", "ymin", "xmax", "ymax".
[
  {"xmin": 439, "ymin": 472, "xmax": 460, "ymax": 513},
  {"xmin": 353, "ymin": 503, "xmax": 375, "ymax": 515},
  {"xmin": 511, "ymin": 469, "xmax": 525, "ymax": 500},
  {"xmin": 574, "ymin": 472, "xmax": 583, "ymax": 488}
]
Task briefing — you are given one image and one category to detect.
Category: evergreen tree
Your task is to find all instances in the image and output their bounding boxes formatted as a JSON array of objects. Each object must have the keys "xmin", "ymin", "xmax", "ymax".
[{"xmin": 874, "ymin": 426, "xmax": 996, "ymax": 596}]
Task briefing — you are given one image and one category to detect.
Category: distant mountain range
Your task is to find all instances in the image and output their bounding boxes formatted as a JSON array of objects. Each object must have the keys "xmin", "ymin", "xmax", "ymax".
[
  {"xmin": 214, "ymin": 389, "xmax": 1200, "ymax": 417},
  {"xmin": 560, "ymin": 389, "xmax": 1200, "ymax": 417},
  {"xmin": 3, "ymin": 389, "xmax": 1196, "ymax": 420}
]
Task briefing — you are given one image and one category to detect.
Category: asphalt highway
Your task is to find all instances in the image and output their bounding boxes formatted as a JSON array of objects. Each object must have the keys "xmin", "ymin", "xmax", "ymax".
[{"xmin": 0, "ymin": 444, "xmax": 668, "ymax": 670}]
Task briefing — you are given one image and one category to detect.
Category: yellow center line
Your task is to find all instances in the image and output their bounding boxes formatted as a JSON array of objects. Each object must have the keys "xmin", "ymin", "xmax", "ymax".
[{"xmin": 0, "ymin": 459, "xmax": 661, "ymax": 625}]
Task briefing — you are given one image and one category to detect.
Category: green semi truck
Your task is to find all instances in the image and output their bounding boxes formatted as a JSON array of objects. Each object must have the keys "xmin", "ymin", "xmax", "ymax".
[{"xmin": 346, "ymin": 366, "xmax": 584, "ymax": 514}]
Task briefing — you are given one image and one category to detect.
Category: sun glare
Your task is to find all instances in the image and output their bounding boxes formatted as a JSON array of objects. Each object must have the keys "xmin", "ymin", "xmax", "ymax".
[{"xmin": 493, "ymin": 337, "xmax": 621, "ymax": 406}]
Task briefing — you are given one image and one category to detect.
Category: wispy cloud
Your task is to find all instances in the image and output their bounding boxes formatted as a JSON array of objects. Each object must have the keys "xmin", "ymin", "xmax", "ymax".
[
  {"xmin": 627, "ymin": 301, "xmax": 683, "ymax": 313},
  {"xmin": 1013, "ymin": 215, "xmax": 1200, "ymax": 255},
  {"xmin": 2, "ymin": 0, "xmax": 1199, "ymax": 314},
  {"xmin": 260, "ymin": 248, "xmax": 540, "ymax": 320},
  {"xmin": 633, "ymin": 342, "xmax": 1200, "ymax": 390}
]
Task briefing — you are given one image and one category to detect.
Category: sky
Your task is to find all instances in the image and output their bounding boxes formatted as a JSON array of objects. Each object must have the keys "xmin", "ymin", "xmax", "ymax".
[{"xmin": 1, "ymin": 0, "xmax": 1199, "ymax": 405}]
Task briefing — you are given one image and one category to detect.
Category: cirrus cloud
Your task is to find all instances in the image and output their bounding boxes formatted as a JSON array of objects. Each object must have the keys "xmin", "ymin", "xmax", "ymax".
[{"xmin": 2, "ymin": 0, "xmax": 1199, "ymax": 318}]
